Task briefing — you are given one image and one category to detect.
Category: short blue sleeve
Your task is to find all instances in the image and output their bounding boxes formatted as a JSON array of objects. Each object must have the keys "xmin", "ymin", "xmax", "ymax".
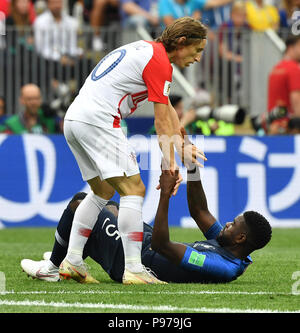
[
  {"xmin": 180, "ymin": 246, "xmax": 237, "ymax": 282},
  {"xmin": 204, "ymin": 221, "xmax": 225, "ymax": 240}
]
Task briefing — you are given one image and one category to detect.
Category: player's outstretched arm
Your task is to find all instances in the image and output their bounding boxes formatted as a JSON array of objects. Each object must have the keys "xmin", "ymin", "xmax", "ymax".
[
  {"xmin": 186, "ymin": 165, "xmax": 217, "ymax": 234},
  {"xmin": 179, "ymin": 127, "xmax": 217, "ymax": 233},
  {"xmin": 151, "ymin": 170, "xmax": 187, "ymax": 265}
]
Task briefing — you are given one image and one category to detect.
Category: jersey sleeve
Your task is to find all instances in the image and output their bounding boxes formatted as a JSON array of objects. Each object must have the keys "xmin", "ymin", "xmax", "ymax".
[
  {"xmin": 204, "ymin": 220, "xmax": 225, "ymax": 240},
  {"xmin": 142, "ymin": 42, "xmax": 173, "ymax": 105},
  {"xmin": 288, "ymin": 64, "xmax": 300, "ymax": 92},
  {"xmin": 180, "ymin": 246, "xmax": 237, "ymax": 282}
]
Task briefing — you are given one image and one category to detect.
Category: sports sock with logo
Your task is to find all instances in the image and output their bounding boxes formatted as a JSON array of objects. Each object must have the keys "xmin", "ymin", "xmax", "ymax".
[{"xmin": 118, "ymin": 195, "xmax": 144, "ymax": 273}]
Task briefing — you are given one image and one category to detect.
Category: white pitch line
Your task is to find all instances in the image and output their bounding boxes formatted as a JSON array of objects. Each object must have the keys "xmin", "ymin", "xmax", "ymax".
[
  {"xmin": 0, "ymin": 290, "xmax": 296, "ymax": 296},
  {"xmin": 0, "ymin": 299, "xmax": 299, "ymax": 313}
]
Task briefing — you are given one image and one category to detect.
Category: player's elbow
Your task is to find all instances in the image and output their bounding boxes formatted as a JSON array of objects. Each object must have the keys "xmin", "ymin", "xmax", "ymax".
[
  {"xmin": 151, "ymin": 238, "xmax": 162, "ymax": 252},
  {"xmin": 189, "ymin": 206, "xmax": 208, "ymax": 221},
  {"xmin": 151, "ymin": 237, "xmax": 169, "ymax": 255}
]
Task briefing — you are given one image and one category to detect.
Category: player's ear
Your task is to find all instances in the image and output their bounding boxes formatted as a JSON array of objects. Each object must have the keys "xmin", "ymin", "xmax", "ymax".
[
  {"xmin": 235, "ymin": 232, "xmax": 247, "ymax": 244},
  {"xmin": 176, "ymin": 36, "xmax": 187, "ymax": 48}
]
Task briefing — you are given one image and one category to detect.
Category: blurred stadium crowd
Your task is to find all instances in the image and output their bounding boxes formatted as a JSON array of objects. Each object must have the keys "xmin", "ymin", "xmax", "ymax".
[{"xmin": 0, "ymin": 0, "xmax": 300, "ymax": 136}]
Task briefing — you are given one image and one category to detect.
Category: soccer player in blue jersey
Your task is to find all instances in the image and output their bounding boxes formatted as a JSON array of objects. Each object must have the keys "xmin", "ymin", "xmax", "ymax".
[{"xmin": 21, "ymin": 135, "xmax": 272, "ymax": 284}]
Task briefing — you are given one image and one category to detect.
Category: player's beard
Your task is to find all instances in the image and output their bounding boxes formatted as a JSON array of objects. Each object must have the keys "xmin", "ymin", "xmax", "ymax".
[{"xmin": 216, "ymin": 228, "xmax": 232, "ymax": 248}]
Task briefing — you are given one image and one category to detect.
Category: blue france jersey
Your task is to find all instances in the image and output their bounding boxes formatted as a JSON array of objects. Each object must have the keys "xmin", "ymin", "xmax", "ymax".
[
  {"xmin": 142, "ymin": 221, "xmax": 252, "ymax": 283},
  {"xmin": 179, "ymin": 221, "xmax": 252, "ymax": 282}
]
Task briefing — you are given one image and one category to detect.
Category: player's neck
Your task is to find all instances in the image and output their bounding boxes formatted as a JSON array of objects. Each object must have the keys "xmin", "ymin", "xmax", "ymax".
[
  {"xmin": 283, "ymin": 52, "xmax": 297, "ymax": 62},
  {"xmin": 166, "ymin": 50, "xmax": 176, "ymax": 64},
  {"xmin": 224, "ymin": 245, "xmax": 248, "ymax": 260}
]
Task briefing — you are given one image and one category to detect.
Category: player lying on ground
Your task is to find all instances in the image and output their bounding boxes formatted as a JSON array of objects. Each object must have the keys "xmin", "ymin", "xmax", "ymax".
[{"xmin": 21, "ymin": 156, "xmax": 272, "ymax": 284}]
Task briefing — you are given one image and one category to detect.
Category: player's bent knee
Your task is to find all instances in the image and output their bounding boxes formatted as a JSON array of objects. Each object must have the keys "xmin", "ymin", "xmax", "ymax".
[
  {"xmin": 88, "ymin": 177, "xmax": 116, "ymax": 200},
  {"xmin": 124, "ymin": 178, "xmax": 146, "ymax": 197},
  {"xmin": 93, "ymin": 188, "xmax": 115, "ymax": 200},
  {"xmin": 106, "ymin": 174, "xmax": 145, "ymax": 197},
  {"xmin": 137, "ymin": 182, "xmax": 146, "ymax": 197}
]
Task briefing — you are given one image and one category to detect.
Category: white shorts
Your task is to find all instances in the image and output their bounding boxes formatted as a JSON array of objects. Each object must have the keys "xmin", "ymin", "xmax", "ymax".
[{"xmin": 64, "ymin": 120, "xmax": 140, "ymax": 181}]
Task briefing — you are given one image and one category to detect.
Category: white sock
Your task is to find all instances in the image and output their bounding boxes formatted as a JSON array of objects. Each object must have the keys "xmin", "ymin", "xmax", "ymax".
[
  {"xmin": 66, "ymin": 191, "xmax": 108, "ymax": 265},
  {"xmin": 118, "ymin": 195, "xmax": 144, "ymax": 273},
  {"xmin": 46, "ymin": 260, "xmax": 58, "ymax": 271}
]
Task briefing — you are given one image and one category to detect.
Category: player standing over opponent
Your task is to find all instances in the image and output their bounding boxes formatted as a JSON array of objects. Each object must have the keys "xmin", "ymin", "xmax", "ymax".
[
  {"xmin": 60, "ymin": 17, "xmax": 208, "ymax": 284},
  {"xmin": 21, "ymin": 154, "xmax": 272, "ymax": 284}
]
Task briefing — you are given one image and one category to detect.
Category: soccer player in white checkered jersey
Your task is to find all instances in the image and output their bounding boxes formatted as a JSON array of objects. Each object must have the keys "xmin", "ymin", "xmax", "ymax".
[{"xmin": 60, "ymin": 17, "xmax": 208, "ymax": 284}]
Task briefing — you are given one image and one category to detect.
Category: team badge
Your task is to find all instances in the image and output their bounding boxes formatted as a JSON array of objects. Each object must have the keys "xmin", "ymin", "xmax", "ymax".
[{"xmin": 163, "ymin": 81, "xmax": 171, "ymax": 97}]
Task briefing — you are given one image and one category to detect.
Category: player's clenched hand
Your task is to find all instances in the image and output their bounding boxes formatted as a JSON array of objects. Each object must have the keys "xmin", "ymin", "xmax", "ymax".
[
  {"xmin": 156, "ymin": 160, "xmax": 183, "ymax": 197},
  {"xmin": 159, "ymin": 169, "xmax": 181, "ymax": 198}
]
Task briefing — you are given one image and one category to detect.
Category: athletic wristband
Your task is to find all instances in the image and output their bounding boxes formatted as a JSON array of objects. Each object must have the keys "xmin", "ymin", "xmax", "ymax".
[{"xmin": 187, "ymin": 165, "xmax": 201, "ymax": 182}]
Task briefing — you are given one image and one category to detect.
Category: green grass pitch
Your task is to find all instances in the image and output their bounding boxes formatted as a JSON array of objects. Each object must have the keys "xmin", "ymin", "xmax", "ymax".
[{"xmin": 0, "ymin": 227, "xmax": 299, "ymax": 313}]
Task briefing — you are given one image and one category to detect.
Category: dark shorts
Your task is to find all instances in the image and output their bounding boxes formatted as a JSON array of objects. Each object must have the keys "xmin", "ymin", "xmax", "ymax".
[{"xmin": 84, "ymin": 207, "xmax": 153, "ymax": 283}]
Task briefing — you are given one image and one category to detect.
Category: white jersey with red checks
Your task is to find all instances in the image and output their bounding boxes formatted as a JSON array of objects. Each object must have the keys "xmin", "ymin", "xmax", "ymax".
[{"xmin": 65, "ymin": 40, "xmax": 173, "ymax": 129}]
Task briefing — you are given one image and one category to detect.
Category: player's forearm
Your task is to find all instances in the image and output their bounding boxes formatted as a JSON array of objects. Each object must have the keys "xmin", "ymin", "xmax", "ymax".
[
  {"xmin": 168, "ymin": 101, "xmax": 184, "ymax": 154},
  {"xmin": 155, "ymin": 105, "xmax": 176, "ymax": 169},
  {"xmin": 187, "ymin": 166, "xmax": 217, "ymax": 232},
  {"xmin": 187, "ymin": 166, "xmax": 209, "ymax": 216},
  {"xmin": 152, "ymin": 191, "xmax": 187, "ymax": 264},
  {"xmin": 156, "ymin": 120, "xmax": 175, "ymax": 170},
  {"xmin": 151, "ymin": 193, "xmax": 171, "ymax": 253}
]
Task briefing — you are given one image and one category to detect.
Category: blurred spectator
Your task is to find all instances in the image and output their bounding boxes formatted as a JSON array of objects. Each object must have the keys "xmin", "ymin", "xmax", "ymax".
[
  {"xmin": 120, "ymin": 0, "xmax": 159, "ymax": 29},
  {"xmin": 197, "ymin": 1, "xmax": 234, "ymax": 90},
  {"xmin": 89, "ymin": 0, "xmax": 120, "ymax": 51},
  {"xmin": 0, "ymin": 96, "xmax": 7, "ymax": 125},
  {"xmin": 158, "ymin": 0, "xmax": 202, "ymax": 27},
  {"xmin": 286, "ymin": 117, "xmax": 300, "ymax": 134},
  {"xmin": 0, "ymin": 84, "xmax": 57, "ymax": 134},
  {"xmin": 218, "ymin": 1, "xmax": 249, "ymax": 102},
  {"xmin": 279, "ymin": 0, "xmax": 300, "ymax": 29},
  {"xmin": 6, "ymin": 0, "xmax": 35, "ymax": 26},
  {"xmin": 5, "ymin": 0, "xmax": 35, "ymax": 52},
  {"xmin": 245, "ymin": 0, "xmax": 280, "ymax": 31},
  {"xmin": 267, "ymin": 34, "xmax": 300, "ymax": 135},
  {"xmin": 201, "ymin": 0, "xmax": 233, "ymax": 31},
  {"xmin": 0, "ymin": 0, "xmax": 36, "ymax": 21},
  {"xmin": 33, "ymin": 0, "xmax": 87, "ymax": 97},
  {"xmin": 3, "ymin": 0, "xmax": 36, "ymax": 112},
  {"xmin": 219, "ymin": 1, "xmax": 248, "ymax": 62},
  {"xmin": 69, "ymin": 0, "xmax": 120, "ymax": 51},
  {"xmin": 34, "ymin": 0, "xmax": 81, "ymax": 63},
  {"xmin": 159, "ymin": 0, "xmax": 235, "ymax": 28}
]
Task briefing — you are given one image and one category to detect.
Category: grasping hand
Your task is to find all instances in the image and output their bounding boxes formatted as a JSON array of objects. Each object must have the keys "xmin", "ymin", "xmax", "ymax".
[
  {"xmin": 158, "ymin": 169, "xmax": 181, "ymax": 198},
  {"xmin": 156, "ymin": 160, "xmax": 183, "ymax": 197},
  {"xmin": 179, "ymin": 127, "xmax": 207, "ymax": 168}
]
